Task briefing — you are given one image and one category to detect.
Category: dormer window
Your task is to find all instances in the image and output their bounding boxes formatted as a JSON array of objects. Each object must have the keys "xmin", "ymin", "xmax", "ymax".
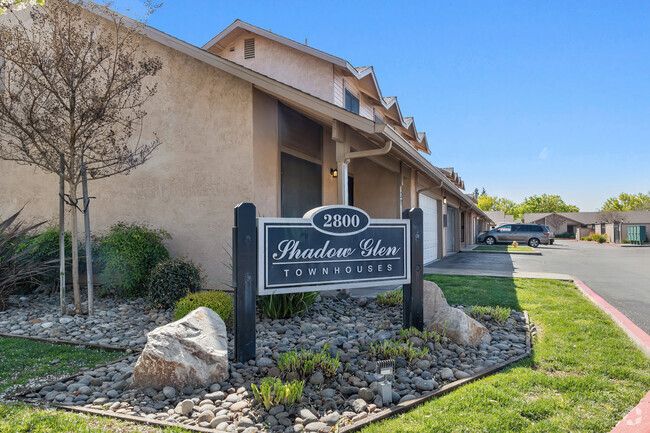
[{"xmin": 344, "ymin": 88, "xmax": 359, "ymax": 114}]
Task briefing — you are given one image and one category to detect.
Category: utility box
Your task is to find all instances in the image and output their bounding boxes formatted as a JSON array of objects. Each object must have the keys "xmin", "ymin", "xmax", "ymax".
[{"xmin": 627, "ymin": 226, "xmax": 647, "ymax": 244}]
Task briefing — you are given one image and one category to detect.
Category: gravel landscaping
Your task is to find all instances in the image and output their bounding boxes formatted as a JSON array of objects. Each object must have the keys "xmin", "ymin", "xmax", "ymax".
[
  {"xmin": 0, "ymin": 293, "xmax": 172, "ymax": 349},
  {"xmin": 8, "ymin": 292, "xmax": 529, "ymax": 433}
]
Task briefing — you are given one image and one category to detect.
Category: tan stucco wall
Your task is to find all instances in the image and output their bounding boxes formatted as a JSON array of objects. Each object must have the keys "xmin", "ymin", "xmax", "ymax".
[
  {"xmin": 0, "ymin": 16, "xmax": 255, "ymax": 289},
  {"xmin": 351, "ymin": 158, "xmax": 398, "ymax": 219},
  {"xmin": 252, "ymin": 89, "xmax": 279, "ymax": 218},
  {"xmin": 213, "ymin": 35, "xmax": 334, "ymax": 102}
]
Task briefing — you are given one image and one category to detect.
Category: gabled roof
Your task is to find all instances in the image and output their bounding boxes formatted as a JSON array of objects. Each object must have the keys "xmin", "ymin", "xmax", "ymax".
[
  {"xmin": 203, "ymin": 19, "xmax": 430, "ymax": 155},
  {"xmin": 438, "ymin": 167, "xmax": 465, "ymax": 191},
  {"xmin": 523, "ymin": 211, "xmax": 650, "ymax": 225}
]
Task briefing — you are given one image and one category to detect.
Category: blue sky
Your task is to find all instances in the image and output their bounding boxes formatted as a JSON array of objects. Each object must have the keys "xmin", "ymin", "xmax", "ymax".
[{"xmin": 114, "ymin": 0, "xmax": 650, "ymax": 211}]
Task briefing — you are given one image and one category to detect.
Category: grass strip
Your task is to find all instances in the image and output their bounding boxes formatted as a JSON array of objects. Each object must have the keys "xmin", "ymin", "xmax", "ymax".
[
  {"xmin": 0, "ymin": 336, "xmax": 186, "ymax": 432},
  {"xmin": 361, "ymin": 275, "xmax": 650, "ymax": 433}
]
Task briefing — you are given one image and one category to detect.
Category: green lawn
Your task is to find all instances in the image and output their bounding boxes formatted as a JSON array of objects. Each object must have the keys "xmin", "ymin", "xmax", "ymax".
[
  {"xmin": 0, "ymin": 337, "xmax": 187, "ymax": 433},
  {"xmin": 362, "ymin": 275, "xmax": 650, "ymax": 433},
  {"xmin": 473, "ymin": 245, "xmax": 535, "ymax": 252}
]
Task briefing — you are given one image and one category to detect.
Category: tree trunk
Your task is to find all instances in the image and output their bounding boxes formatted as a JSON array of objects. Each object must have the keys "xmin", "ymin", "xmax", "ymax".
[
  {"xmin": 82, "ymin": 163, "xmax": 94, "ymax": 316},
  {"xmin": 69, "ymin": 182, "xmax": 82, "ymax": 314},
  {"xmin": 59, "ymin": 155, "xmax": 66, "ymax": 314}
]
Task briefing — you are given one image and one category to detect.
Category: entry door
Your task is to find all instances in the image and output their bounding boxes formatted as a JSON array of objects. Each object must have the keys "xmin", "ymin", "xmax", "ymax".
[
  {"xmin": 419, "ymin": 193, "xmax": 438, "ymax": 264},
  {"xmin": 281, "ymin": 153, "xmax": 322, "ymax": 217},
  {"xmin": 446, "ymin": 206, "xmax": 456, "ymax": 252}
]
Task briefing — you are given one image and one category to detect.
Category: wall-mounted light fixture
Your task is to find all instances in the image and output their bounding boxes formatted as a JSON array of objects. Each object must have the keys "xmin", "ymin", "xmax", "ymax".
[
  {"xmin": 330, "ymin": 168, "xmax": 338, "ymax": 179},
  {"xmin": 443, "ymin": 196, "xmax": 447, "ymax": 205}
]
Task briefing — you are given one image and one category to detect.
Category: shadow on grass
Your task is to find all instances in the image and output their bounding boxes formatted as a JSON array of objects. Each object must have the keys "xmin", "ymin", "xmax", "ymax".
[{"xmin": 426, "ymin": 274, "xmax": 522, "ymax": 312}]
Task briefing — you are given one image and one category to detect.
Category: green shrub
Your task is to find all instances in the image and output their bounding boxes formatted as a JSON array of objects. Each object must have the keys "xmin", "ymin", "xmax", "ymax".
[
  {"xmin": 555, "ymin": 232, "xmax": 575, "ymax": 239},
  {"xmin": 251, "ymin": 377, "xmax": 304, "ymax": 410},
  {"xmin": 277, "ymin": 345, "xmax": 341, "ymax": 379},
  {"xmin": 377, "ymin": 288, "xmax": 403, "ymax": 306},
  {"xmin": 174, "ymin": 290, "xmax": 234, "ymax": 327},
  {"xmin": 468, "ymin": 305, "xmax": 511, "ymax": 324},
  {"xmin": 398, "ymin": 327, "xmax": 442, "ymax": 344},
  {"xmin": 260, "ymin": 292, "xmax": 319, "ymax": 319},
  {"xmin": 96, "ymin": 222, "xmax": 170, "ymax": 298},
  {"xmin": 583, "ymin": 233, "xmax": 608, "ymax": 243},
  {"xmin": 147, "ymin": 258, "xmax": 203, "ymax": 309},
  {"xmin": 369, "ymin": 339, "xmax": 428, "ymax": 363},
  {"xmin": 622, "ymin": 238, "xmax": 630, "ymax": 244}
]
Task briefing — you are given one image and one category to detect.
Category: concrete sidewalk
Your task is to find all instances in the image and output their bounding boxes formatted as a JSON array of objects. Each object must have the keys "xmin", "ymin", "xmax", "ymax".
[{"xmin": 424, "ymin": 267, "xmax": 573, "ymax": 281}]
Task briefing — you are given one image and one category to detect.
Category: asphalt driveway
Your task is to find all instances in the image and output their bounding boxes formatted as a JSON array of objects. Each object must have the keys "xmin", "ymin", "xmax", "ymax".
[{"xmin": 425, "ymin": 240, "xmax": 650, "ymax": 334}]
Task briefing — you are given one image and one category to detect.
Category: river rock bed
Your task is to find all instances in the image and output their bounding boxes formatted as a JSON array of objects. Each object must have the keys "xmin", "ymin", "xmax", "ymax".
[
  {"xmin": 0, "ymin": 293, "xmax": 172, "ymax": 348},
  {"xmin": 16, "ymin": 294, "xmax": 529, "ymax": 433}
]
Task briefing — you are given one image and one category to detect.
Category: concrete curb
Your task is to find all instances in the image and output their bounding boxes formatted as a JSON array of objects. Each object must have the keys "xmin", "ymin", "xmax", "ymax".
[{"xmin": 571, "ymin": 279, "xmax": 650, "ymax": 432}]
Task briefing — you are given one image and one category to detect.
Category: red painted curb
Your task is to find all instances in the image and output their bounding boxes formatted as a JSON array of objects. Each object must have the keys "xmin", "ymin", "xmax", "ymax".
[{"xmin": 573, "ymin": 279, "xmax": 650, "ymax": 432}]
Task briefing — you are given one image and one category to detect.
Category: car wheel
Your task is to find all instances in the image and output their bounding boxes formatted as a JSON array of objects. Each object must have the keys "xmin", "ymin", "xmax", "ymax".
[
  {"xmin": 528, "ymin": 238, "xmax": 540, "ymax": 248},
  {"xmin": 485, "ymin": 236, "xmax": 496, "ymax": 245}
]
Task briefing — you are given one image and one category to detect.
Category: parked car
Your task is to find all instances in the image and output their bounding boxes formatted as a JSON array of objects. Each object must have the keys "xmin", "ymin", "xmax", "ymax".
[
  {"xmin": 543, "ymin": 225, "xmax": 555, "ymax": 245},
  {"xmin": 477, "ymin": 223, "xmax": 551, "ymax": 247}
]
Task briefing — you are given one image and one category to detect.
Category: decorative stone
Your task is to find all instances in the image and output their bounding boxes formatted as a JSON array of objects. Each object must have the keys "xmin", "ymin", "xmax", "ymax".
[
  {"xmin": 132, "ymin": 307, "xmax": 229, "ymax": 390},
  {"xmin": 351, "ymin": 398, "xmax": 367, "ymax": 413},
  {"xmin": 174, "ymin": 399, "xmax": 194, "ymax": 416},
  {"xmin": 423, "ymin": 281, "xmax": 491, "ymax": 346},
  {"xmin": 358, "ymin": 387, "xmax": 374, "ymax": 402}
]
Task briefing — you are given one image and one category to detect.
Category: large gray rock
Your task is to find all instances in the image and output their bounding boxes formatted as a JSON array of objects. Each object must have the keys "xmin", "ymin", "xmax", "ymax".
[
  {"xmin": 132, "ymin": 307, "xmax": 229, "ymax": 390},
  {"xmin": 423, "ymin": 281, "xmax": 491, "ymax": 347}
]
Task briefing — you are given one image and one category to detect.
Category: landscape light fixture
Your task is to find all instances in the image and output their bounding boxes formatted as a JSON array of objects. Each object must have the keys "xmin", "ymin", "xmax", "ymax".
[
  {"xmin": 376, "ymin": 359, "xmax": 395, "ymax": 404},
  {"xmin": 330, "ymin": 168, "xmax": 338, "ymax": 178}
]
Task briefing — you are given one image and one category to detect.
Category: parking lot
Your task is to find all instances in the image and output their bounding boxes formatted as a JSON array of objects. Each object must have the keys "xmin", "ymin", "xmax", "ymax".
[{"xmin": 426, "ymin": 240, "xmax": 650, "ymax": 334}]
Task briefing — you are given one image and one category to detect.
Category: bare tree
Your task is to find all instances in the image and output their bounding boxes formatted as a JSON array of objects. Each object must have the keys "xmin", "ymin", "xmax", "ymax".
[
  {"xmin": 596, "ymin": 210, "xmax": 623, "ymax": 224},
  {"xmin": 544, "ymin": 213, "xmax": 566, "ymax": 234},
  {"xmin": 0, "ymin": 0, "xmax": 162, "ymax": 313}
]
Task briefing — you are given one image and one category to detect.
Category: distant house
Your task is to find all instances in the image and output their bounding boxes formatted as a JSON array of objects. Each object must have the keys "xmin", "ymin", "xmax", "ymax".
[
  {"xmin": 484, "ymin": 211, "xmax": 515, "ymax": 227},
  {"xmin": 522, "ymin": 211, "xmax": 650, "ymax": 243}
]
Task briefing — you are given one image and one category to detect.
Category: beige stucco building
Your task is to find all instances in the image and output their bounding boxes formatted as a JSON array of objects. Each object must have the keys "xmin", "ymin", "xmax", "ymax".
[
  {"xmin": 523, "ymin": 211, "xmax": 650, "ymax": 243},
  {"xmin": 0, "ymin": 13, "xmax": 492, "ymax": 288}
]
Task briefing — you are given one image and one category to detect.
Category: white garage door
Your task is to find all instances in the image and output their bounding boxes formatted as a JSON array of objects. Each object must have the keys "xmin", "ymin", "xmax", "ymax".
[{"xmin": 419, "ymin": 193, "xmax": 438, "ymax": 264}]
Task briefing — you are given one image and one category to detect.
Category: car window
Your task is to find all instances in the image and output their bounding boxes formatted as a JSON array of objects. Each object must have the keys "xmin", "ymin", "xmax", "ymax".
[{"xmin": 499, "ymin": 225, "xmax": 512, "ymax": 232}]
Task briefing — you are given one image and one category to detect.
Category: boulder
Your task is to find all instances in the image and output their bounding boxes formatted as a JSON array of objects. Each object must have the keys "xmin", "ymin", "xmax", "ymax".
[
  {"xmin": 423, "ymin": 281, "xmax": 491, "ymax": 347},
  {"xmin": 132, "ymin": 307, "xmax": 229, "ymax": 390}
]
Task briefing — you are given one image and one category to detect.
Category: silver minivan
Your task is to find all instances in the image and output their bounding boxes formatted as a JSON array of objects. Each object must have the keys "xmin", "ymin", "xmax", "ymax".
[{"xmin": 478, "ymin": 224, "xmax": 550, "ymax": 247}]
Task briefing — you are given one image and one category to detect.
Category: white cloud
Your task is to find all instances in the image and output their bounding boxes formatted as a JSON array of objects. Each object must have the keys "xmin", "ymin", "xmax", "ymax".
[{"xmin": 539, "ymin": 146, "xmax": 549, "ymax": 159}]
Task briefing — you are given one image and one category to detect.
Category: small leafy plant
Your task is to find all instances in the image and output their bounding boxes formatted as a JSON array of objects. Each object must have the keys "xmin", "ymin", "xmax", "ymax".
[
  {"xmin": 398, "ymin": 327, "xmax": 442, "ymax": 344},
  {"xmin": 174, "ymin": 290, "xmax": 233, "ymax": 328},
  {"xmin": 277, "ymin": 345, "xmax": 341, "ymax": 379},
  {"xmin": 377, "ymin": 288, "xmax": 403, "ymax": 306},
  {"xmin": 369, "ymin": 339, "xmax": 429, "ymax": 363},
  {"xmin": 251, "ymin": 377, "xmax": 304, "ymax": 410},
  {"xmin": 468, "ymin": 305, "xmax": 511, "ymax": 324},
  {"xmin": 260, "ymin": 292, "xmax": 319, "ymax": 319}
]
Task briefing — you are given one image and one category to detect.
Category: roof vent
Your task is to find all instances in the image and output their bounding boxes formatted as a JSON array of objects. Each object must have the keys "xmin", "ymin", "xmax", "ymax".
[{"xmin": 244, "ymin": 38, "xmax": 255, "ymax": 59}]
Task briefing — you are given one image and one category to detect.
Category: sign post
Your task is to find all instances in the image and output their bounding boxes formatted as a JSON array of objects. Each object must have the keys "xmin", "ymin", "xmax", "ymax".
[
  {"xmin": 402, "ymin": 208, "xmax": 424, "ymax": 331},
  {"xmin": 233, "ymin": 203, "xmax": 257, "ymax": 363}
]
